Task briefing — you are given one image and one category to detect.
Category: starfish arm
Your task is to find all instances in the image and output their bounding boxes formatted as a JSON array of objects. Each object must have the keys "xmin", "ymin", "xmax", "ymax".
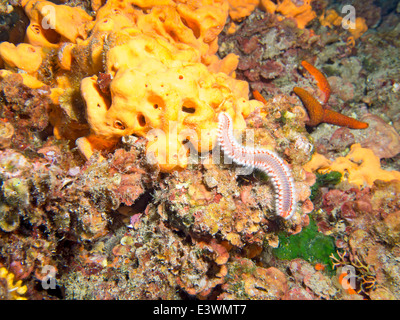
[
  {"xmin": 293, "ymin": 87, "xmax": 324, "ymax": 126},
  {"xmin": 322, "ymin": 109, "xmax": 369, "ymax": 129},
  {"xmin": 301, "ymin": 60, "xmax": 331, "ymax": 104},
  {"xmin": 294, "ymin": 87, "xmax": 368, "ymax": 129}
]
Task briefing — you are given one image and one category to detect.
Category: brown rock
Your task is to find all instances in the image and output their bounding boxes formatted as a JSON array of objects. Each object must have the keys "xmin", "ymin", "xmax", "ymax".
[{"xmin": 360, "ymin": 114, "xmax": 400, "ymax": 159}]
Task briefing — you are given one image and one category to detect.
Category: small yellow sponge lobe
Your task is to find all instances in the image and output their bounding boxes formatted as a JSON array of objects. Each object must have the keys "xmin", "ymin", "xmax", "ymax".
[
  {"xmin": 0, "ymin": 43, "xmax": 43, "ymax": 74},
  {"xmin": 304, "ymin": 144, "xmax": 400, "ymax": 187}
]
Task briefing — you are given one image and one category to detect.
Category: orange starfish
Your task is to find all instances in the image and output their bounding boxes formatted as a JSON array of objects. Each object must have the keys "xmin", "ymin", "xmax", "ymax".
[
  {"xmin": 293, "ymin": 87, "xmax": 368, "ymax": 129},
  {"xmin": 301, "ymin": 60, "xmax": 331, "ymax": 104},
  {"xmin": 294, "ymin": 61, "xmax": 368, "ymax": 129},
  {"xmin": 252, "ymin": 62, "xmax": 368, "ymax": 130}
]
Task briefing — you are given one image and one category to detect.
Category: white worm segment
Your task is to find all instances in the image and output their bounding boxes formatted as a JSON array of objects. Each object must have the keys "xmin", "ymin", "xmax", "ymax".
[{"xmin": 218, "ymin": 112, "xmax": 296, "ymax": 219}]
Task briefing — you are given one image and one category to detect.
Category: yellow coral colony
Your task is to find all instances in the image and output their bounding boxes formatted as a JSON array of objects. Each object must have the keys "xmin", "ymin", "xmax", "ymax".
[
  {"xmin": 22, "ymin": 0, "xmax": 92, "ymax": 47},
  {"xmin": 0, "ymin": 0, "xmax": 263, "ymax": 172},
  {"xmin": 228, "ymin": 0, "xmax": 317, "ymax": 29},
  {"xmin": 303, "ymin": 144, "xmax": 400, "ymax": 187},
  {"xmin": 261, "ymin": 0, "xmax": 316, "ymax": 29},
  {"xmin": 274, "ymin": 0, "xmax": 316, "ymax": 29},
  {"xmin": 0, "ymin": 267, "xmax": 28, "ymax": 300},
  {"xmin": 319, "ymin": 8, "xmax": 368, "ymax": 39},
  {"xmin": 227, "ymin": 0, "xmax": 260, "ymax": 21}
]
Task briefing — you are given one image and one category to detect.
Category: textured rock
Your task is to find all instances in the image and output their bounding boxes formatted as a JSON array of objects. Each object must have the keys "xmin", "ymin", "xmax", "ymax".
[{"xmin": 360, "ymin": 114, "xmax": 400, "ymax": 159}]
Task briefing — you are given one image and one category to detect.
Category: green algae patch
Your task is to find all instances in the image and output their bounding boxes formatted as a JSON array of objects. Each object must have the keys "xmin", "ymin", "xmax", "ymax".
[
  {"xmin": 272, "ymin": 218, "xmax": 336, "ymax": 270},
  {"xmin": 310, "ymin": 171, "xmax": 342, "ymax": 201}
]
